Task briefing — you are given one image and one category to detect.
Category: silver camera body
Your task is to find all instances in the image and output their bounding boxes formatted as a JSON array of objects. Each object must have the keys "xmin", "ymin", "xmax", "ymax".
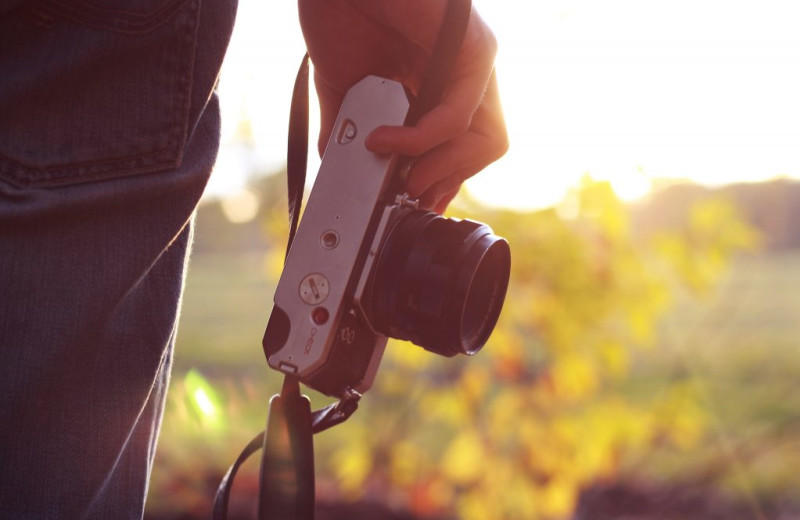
[
  {"xmin": 264, "ymin": 76, "xmax": 407, "ymax": 396},
  {"xmin": 264, "ymin": 76, "xmax": 510, "ymax": 398}
]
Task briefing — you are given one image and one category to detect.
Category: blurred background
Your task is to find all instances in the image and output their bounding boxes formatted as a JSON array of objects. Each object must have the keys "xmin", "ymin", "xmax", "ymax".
[{"xmin": 145, "ymin": 1, "xmax": 800, "ymax": 519}]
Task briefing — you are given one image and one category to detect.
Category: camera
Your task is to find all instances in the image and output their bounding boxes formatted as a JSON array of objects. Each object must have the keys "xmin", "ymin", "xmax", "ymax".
[{"xmin": 263, "ymin": 76, "xmax": 510, "ymax": 398}]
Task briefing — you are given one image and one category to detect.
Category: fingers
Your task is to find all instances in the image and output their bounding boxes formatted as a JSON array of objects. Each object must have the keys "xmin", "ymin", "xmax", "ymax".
[
  {"xmin": 421, "ymin": 176, "xmax": 463, "ymax": 213},
  {"xmin": 365, "ymin": 58, "xmax": 493, "ymax": 155},
  {"xmin": 432, "ymin": 186, "xmax": 461, "ymax": 214},
  {"xmin": 402, "ymin": 72, "xmax": 508, "ymax": 209},
  {"xmin": 407, "ymin": 132, "xmax": 494, "ymax": 199},
  {"xmin": 365, "ymin": 8, "xmax": 497, "ymax": 157},
  {"xmin": 365, "ymin": 74, "xmax": 495, "ymax": 159}
]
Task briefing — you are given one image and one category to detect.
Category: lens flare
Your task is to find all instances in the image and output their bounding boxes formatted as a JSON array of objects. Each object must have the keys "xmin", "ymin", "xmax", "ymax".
[
  {"xmin": 183, "ymin": 369, "xmax": 225, "ymax": 429},
  {"xmin": 192, "ymin": 387, "xmax": 217, "ymax": 418}
]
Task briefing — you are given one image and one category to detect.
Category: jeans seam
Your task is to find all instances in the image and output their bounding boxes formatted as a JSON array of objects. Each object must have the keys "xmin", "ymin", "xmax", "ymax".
[
  {"xmin": 0, "ymin": 151, "xmax": 179, "ymax": 188},
  {"xmin": 24, "ymin": 0, "xmax": 190, "ymax": 35}
]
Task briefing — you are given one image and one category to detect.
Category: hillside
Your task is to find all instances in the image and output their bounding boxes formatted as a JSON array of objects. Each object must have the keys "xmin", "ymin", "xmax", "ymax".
[{"xmin": 632, "ymin": 178, "xmax": 800, "ymax": 250}]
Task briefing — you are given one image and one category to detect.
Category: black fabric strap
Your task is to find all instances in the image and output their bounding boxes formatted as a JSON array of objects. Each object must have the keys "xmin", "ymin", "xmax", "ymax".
[
  {"xmin": 257, "ymin": 377, "xmax": 315, "ymax": 520},
  {"xmin": 211, "ymin": 378, "xmax": 315, "ymax": 520},
  {"xmin": 285, "ymin": 54, "xmax": 310, "ymax": 255},
  {"xmin": 211, "ymin": 431, "xmax": 265, "ymax": 520},
  {"xmin": 396, "ymin": 0, "xmax": 471, "ymax": 185},
  {"xmin": 405, "ymin": 0, "xmax": 472, "ymax": 126},
  {"xmin": 211, "ymin": 54, "xmax": 312, "ymax": 520}
]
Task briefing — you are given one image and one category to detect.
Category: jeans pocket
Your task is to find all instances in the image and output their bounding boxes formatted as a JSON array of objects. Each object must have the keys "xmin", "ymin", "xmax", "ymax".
[{"xmin": 0, "ymin": 0, "xmax": 201, "ymax": 188}]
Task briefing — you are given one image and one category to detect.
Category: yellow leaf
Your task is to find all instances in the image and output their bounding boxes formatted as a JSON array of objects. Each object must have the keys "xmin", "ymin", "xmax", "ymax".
[
  {"xmin": 551, "ymin": 354, "xmax": 598, "ymax": 401},
  {"xmin": 390, "ymin": 441, "xmax": 424, "ymax": 487},
  {"xmin": 332, "ymin": 442, "xmax": 372, "ymax": 495},
  {"xmin": 540, "ymin": 478, "xmax": 578, "ymax": 518},
  {"xmin": 441, "ymin": 430, "xmax": 485, "ymax": 485}
]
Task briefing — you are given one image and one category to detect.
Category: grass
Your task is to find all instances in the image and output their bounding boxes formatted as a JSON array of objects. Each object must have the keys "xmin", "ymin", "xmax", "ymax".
[
  {"xmin": 147, "ymin": 243, "xmax": 800, "ymax": 518},
  {"xmin": 175, "ymin": 251, "xmax": 276, "ymax": 374},
  {"xmin": 617, "ymin": 250, "xmax": 800, "ymax": 506}
]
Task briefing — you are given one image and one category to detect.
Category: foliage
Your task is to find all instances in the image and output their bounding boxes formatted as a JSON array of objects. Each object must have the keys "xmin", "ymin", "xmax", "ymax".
[
  {"xmin": 309, "ymin": 179, "xmax": 756, "ymax": 520},
  {"xmin": 147, "ymin": 177, "xmax": 758, "ymax": 519}
]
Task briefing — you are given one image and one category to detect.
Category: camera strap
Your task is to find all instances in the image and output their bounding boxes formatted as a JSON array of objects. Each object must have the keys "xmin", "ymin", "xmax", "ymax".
[{"xmin": 212, "ymin": 1, "xmax": 471, "ymax": 518}]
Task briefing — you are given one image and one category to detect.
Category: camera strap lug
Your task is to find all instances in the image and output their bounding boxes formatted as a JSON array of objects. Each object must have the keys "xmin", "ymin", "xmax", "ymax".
[
  {"xmin": 310, "ymin": 388, "xmax": 362, "ymax": 434},
  {"xmin": 394, "ymin": 193, "xmax": 421, "ymax": 209}
]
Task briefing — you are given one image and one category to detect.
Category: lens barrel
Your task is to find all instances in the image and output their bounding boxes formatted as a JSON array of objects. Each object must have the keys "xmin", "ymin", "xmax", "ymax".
[{"xmin": 369, "ymin": 208, "xmax": 511, "ymax": 357}]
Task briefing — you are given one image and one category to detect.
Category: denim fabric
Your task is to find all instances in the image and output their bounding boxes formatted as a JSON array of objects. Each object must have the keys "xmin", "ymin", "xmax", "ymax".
[{"xmin": 0, "ymin": 0, "xmax": 237, "ymax": 517}]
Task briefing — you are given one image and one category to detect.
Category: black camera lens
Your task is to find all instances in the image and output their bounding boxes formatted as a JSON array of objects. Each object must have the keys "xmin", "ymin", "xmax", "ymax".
[{"xmin": 369, "ymin": 208, "xmax": 511, "ymax": 357}]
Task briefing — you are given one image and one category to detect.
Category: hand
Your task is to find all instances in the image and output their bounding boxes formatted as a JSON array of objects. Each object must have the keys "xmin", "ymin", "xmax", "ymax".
[{"xmin": 298, "ymin": 0, "xmax": 508, "ymax": 213}]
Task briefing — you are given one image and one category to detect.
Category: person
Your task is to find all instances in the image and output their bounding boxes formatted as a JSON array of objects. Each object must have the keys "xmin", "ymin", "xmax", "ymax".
[{"xmin": 0, "ymin": 0, "xmax": 507, "ymax": 518}]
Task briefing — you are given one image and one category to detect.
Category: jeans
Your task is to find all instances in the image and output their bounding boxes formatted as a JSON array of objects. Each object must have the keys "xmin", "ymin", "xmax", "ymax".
[{"xmin": 0, "ymin": 0, "xmax": 237, "ymax": 517}]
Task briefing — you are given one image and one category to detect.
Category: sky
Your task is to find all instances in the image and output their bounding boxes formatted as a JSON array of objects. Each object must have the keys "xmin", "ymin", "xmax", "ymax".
[{"xmin": 210, "ymin": 0, "xmax": 800, "ymax": 212}]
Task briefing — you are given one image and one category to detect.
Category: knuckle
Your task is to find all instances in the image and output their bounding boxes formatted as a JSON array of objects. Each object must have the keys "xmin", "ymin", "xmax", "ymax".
[
  {"xmin": 494, "ymin": 132, "xmax": 510, "ymax": 160},
  {"xmin": 485, "ymin": 110, "xmax": 509, "ymax": 160},
  {"xmin": 450, "ymin": 115, "xmax": 473, "ymax": 137},
  {"xmin": 482, "ymin": 27, "xmax": 499, "ymax": 61}
]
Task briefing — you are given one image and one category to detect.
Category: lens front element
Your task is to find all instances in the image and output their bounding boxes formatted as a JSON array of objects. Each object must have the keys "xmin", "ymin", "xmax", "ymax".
[{"xmin": 371, "ymin": 209, "xmax": 511, "ymax": 357}]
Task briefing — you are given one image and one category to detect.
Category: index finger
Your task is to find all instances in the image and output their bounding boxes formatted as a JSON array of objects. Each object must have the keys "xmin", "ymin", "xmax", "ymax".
[
  {"xmin": 365, "ymin": 77, "xmax": 484, "ymax": 155},
  {"xmin": 365, "ymin": 13, "xmax": 497, "ymax": 155}
]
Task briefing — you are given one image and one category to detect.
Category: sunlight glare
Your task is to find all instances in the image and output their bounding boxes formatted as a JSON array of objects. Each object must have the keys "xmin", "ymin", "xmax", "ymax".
[
  {"xmin": 192, "ymin": 388, "xmax": 217, "ymax": 418},
  {"xmin": 221, "ymin": 189, "xmax": 260, "ymax": 224},
  {"xmin": 211, "ymin": 0, "xmax": 800, "ymax": 211},
  {"xmin": 607, "ymin": 168, "xmax": 652, "ymax": 202}
]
